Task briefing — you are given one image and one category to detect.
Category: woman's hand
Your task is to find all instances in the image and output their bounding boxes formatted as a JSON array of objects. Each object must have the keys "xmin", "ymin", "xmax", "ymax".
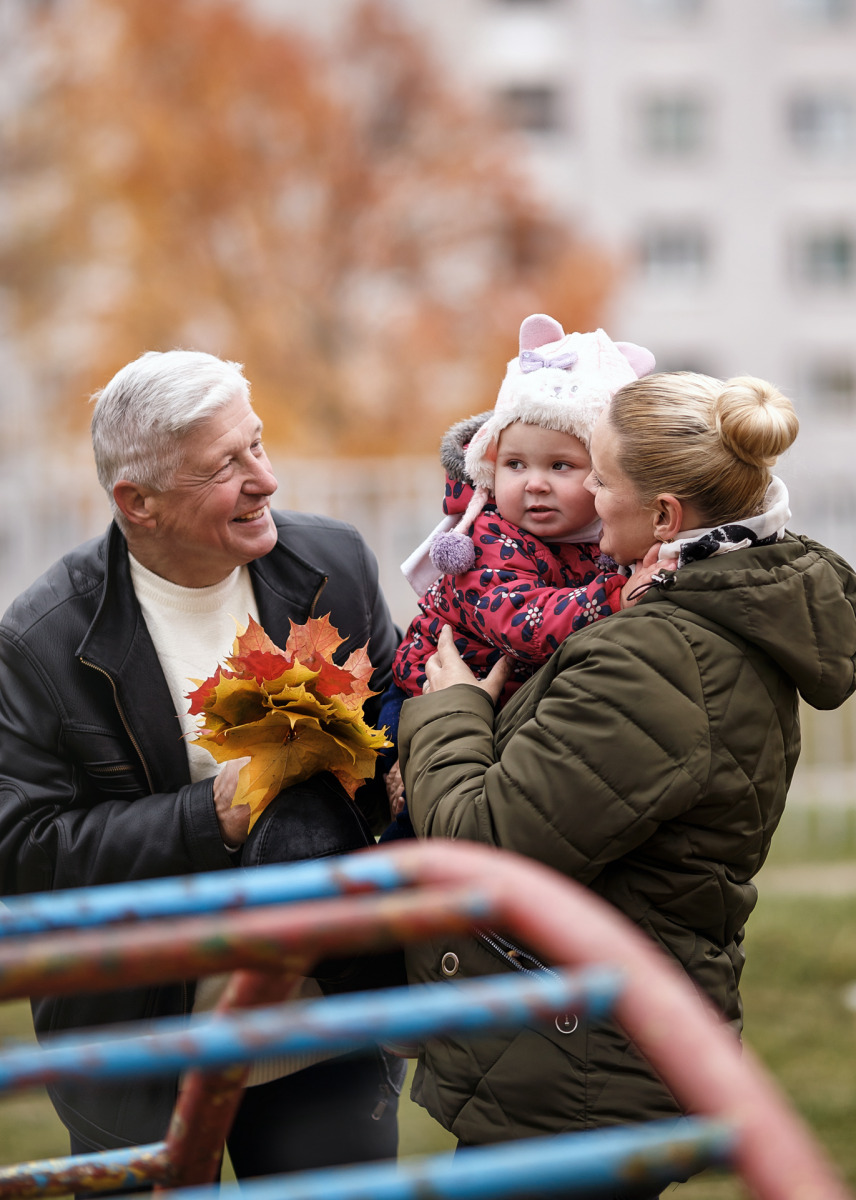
[{"xmin": 424, "ymin": 624, "xmax": 511, "ymax": 704}]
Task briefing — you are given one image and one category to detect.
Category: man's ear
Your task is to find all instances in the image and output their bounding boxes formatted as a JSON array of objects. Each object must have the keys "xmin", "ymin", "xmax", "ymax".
[
  {"xmin": 652, "ymin": 494, "xmax": 685, "ymax": 543},
  {"xmin": 113, "ymin": 480, "xmax": 158, "ymax": 529}
]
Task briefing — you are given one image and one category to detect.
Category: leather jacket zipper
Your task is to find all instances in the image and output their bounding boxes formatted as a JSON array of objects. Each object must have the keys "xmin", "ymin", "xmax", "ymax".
[
  {"xmin": 79, "ymin": 658, "xmax": 155, "ymax": 794},
  {"xmin": 81, "ymin": 659, "xmax": 190, "ymax": 1018},
  {"xmin": 309, "ymin": 575, "xmax": 328, "ymax": 616}
]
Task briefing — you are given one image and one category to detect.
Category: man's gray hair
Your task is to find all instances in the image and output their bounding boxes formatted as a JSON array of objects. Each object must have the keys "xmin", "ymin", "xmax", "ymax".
[{"xmin": 91, "ymin": 350, "xmax": 249, "ymax": 523}]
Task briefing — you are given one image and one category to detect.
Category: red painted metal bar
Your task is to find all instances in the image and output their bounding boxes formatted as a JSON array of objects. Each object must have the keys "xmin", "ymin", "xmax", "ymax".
[
  {"xmin": 0, "ymin": 883, "xmax": 485, "ymax": 1000},
  {"xmin": 161, "ymin": 967, "xmax": 309, "ymax": 1190},
  {"xmin": 378, "ymin": 842, "xmax": 851, "ymax": 1200}
]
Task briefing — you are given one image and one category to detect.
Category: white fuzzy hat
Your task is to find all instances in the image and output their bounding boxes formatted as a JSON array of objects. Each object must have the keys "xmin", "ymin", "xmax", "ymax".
[
  {"xmin": 428, "ymin": 314, "xmax": 655, "ymax": 577},
  {"xmin": 465, "ymin": 314, "xmax": 656, "ymax": 491}
]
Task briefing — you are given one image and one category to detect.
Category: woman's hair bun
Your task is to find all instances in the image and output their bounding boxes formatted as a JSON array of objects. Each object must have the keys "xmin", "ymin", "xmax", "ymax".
[{"xmin": 714, "ymin": 375, "xmax": 799, "ymax": 468}]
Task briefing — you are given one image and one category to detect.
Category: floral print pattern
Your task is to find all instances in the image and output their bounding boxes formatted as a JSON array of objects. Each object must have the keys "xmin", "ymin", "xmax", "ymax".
[{"xmin": 394, "ymin": 482, "xmax": 626, "ymax": 706}]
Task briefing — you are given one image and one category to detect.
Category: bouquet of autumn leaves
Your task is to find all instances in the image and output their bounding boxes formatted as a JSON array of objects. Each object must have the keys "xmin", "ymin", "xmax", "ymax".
[{"xmin": 186, "ymin": 615, "xmax": 392, "ymax": 832}]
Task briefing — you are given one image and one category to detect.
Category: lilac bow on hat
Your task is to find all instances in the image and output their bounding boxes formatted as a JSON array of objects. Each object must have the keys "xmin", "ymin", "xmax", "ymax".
[{"xmin": 519, "ymin": 348, "xmax": 579, "ymax": 374}]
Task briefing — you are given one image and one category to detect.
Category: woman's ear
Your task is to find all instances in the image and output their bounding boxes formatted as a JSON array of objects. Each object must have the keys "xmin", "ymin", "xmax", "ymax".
[
  {"xmin": 652, "ymin": 494, "xmax": 685, "ymax": 543},
  {"xmin": 113, "ymin": 479, "xmax": 158, "ymax": 529}
]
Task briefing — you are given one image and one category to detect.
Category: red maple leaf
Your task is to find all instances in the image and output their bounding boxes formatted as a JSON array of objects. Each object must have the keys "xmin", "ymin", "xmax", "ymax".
[
  {"xmin": 187, "ymin": 667, "xmax": 234, "ymax": 716},
  {"xmin": 226, "ymin": 615, "xmax": 292, "ymax": 683}
]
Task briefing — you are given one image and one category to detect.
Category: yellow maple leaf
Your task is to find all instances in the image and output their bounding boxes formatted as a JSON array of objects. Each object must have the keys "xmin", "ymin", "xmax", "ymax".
[{"xmin": 200, "ymin": 675, "xmax": 269, "ymax": 729}]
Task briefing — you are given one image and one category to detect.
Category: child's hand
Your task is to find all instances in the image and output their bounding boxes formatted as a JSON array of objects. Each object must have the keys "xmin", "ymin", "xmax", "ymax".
[
  {"xmin": 620, "ymin": 544, "xmax": 678, "ymax": 609},
  {"xmin": 424, "ymin": 625, "xmax": 511, "ymax": 703},
  {"xmin": 385, "ymin": 760, "xmax": 406, "ymax": 816}
]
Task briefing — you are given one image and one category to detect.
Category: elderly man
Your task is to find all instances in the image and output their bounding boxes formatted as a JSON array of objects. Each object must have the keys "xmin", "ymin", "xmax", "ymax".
[{"xmin": 0, "ymin": 350, "xmax": 403, "ymax": 1178}]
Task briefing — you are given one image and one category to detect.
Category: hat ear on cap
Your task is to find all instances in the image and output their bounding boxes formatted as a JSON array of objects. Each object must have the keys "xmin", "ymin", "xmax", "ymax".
[
  {"xmin": 519, "ymin": 313, "xmax": 565, "ymax": 351},
  {"xmin": 615, "ymin": 341, "xmax": 656, "ymax": 379}
]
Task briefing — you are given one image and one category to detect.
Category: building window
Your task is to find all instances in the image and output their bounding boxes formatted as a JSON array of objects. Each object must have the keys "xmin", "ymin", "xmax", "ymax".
[
  {"xmin": 784, "ymin": 0, "xmax": 853, "ymax": 22},
  {"xmin": 802, "ymin": 360, "xmax": 856, "ymax": 410},
  {"xmin": 638, "ymin": 226, "xmax": 709, "ymax": 283},
  {"xmin": 788, "ymin": 93, "xmax": 856, "ymax": 155},
  {"xmin": 638, "ymin": 94, "xmax": 706, "ymax": 157},
  {"xmin": 795, "ymin": 230, "xmax": 855, "ymax": 284},
  {"xmin": 629, "ymin": 0, "xmax": 704, "ymax": 17},
  {"xmin": 495, "ymin": 84, "xmax": 561, "ymax": 133}
]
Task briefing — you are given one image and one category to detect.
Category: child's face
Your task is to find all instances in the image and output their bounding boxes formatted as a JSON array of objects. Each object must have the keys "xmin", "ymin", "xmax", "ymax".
[{"xmin": 493, "ymin": 422, "xmax": 598, "ymax": 541}]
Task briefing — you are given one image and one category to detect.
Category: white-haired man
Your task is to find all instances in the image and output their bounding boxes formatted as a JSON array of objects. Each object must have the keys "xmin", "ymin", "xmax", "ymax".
[{"xmin": 0, "ymin": 350, "xmax": 403, "ymax": 1179}]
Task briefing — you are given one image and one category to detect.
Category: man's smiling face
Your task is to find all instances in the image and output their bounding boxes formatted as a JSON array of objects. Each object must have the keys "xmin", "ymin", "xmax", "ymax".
[{"xmin": 140, "ymin": 390, "xmax": 279, "ymax": 587}]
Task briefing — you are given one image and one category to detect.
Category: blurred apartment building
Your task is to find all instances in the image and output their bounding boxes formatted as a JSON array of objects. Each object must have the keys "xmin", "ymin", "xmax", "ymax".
[
  {"xmin": 251, "ymin": 0, "xmax": 856, "ymax": 562},
  {"xmin": 256, "ymin": 0, "xmax": 856, "ymax": 400}
]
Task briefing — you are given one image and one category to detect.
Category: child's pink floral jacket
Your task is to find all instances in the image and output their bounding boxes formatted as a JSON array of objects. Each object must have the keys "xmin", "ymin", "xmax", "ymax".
[{"xmin": 393, "ymin": 476, "xmax": 626, "ymax": 706}]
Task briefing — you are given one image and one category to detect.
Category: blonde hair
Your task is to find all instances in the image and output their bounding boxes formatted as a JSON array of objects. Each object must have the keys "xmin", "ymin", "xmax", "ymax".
[{"xmin": 607, "ymin": 372, "xmax": 799, "ymax": 524}]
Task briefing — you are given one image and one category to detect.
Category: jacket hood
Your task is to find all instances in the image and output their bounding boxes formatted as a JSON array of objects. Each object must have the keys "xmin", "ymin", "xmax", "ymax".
[
  {"xmin": 439, "ymin": 411, "xmax": 491, "ymax": 485},
  {"xmin": 647, "ymin": 533, "xmax": 856, "ymax": 710}
]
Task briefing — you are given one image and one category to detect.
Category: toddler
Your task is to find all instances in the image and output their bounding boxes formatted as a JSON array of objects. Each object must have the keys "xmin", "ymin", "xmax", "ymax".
[{"xmin": 380, "ymin": 313, "xmax": 655, "ymax": 837}]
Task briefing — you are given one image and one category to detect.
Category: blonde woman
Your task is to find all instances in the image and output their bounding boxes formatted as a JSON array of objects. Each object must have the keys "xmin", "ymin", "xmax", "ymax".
[{"xmin": 400, "ymin": 371, "xmax": 856, "ymax": 1198}]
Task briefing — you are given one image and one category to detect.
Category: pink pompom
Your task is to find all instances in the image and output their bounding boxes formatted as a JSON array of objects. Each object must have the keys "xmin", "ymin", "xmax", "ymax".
[{"xmin": 430, "ymin": 531, "xmax": 476, "ymax": 575}]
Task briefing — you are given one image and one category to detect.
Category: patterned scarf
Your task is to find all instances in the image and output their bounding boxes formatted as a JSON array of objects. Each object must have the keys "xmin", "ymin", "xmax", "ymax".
[{"xmin": 657, "ymin": 475, "xmax": 791, "ymax": 571}]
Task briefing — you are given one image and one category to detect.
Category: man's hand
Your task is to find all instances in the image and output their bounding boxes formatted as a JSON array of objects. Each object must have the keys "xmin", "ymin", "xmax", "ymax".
[
  {"xmin": 213, "ymin": 756, "xmax": 252, "ymax": 847},
  {"xmin": 424, "ymin": 625, "xmax": 511, "ymax": 704}
]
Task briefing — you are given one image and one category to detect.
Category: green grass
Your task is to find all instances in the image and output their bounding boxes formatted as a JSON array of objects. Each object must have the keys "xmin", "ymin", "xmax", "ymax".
[{"xmin": 1, "ymin": 883, "xmax": 855, "ymax": 1198}]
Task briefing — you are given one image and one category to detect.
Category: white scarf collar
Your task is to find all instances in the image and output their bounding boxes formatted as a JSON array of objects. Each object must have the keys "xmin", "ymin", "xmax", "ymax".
[{"xmin": 657, "ymin": 475, "xmax": 791, "ymax": 569}]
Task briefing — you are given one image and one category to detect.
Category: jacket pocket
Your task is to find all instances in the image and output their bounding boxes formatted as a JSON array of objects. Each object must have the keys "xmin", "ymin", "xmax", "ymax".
[{"xmin": 82, "ymin": 759, "xmax": 147, "ymax": 799}]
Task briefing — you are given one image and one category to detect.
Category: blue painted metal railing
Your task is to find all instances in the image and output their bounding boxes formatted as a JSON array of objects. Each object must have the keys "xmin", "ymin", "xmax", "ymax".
[{"xmin": 0, "ymin": 969, "xmax": 620, "ymax": 1088}]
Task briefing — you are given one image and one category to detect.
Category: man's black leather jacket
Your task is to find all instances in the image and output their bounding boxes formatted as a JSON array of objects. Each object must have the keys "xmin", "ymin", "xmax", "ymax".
[{"xmin": 0, "ymin": 510, "xmax": 399, "ymax": 1150}]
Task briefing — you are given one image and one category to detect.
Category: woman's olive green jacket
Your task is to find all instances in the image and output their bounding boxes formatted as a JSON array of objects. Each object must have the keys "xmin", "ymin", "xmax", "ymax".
[{"xmin": 399, "ymin": 535, "xmax": 856, "ymax": 1145}]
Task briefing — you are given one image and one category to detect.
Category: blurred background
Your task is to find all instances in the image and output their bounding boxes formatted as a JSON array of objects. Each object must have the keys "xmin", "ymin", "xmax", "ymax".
[
  {"xmin": 2, "ymin": 0, "xmax": 856, "ymax": 849},
  {"xmin": 1, "ymin": 1, "xmax": 856, "ymax": 1190}
]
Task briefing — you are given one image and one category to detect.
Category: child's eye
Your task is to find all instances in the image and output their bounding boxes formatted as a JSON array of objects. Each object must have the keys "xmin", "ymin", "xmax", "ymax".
[{"xmin": 552, "ymin": 461, "xmax": 572, "ymax": 472}]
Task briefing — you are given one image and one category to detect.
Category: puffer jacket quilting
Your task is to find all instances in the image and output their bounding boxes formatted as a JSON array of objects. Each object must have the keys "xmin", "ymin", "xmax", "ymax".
[{"xmin": 401, "ymin": 533, "xmax": 856, "ymax": 1143}]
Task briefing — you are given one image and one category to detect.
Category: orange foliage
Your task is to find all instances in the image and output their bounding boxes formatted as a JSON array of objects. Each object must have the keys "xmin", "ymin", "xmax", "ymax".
[{"xmin": 3, "ymin": 0, "xmax": 616, "ymax": 455}]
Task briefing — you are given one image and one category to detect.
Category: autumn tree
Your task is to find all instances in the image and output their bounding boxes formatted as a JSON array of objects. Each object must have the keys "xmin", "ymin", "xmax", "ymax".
[{"xmin": 1, "ymin": 0, "xmax": 615, "ymax": 455}]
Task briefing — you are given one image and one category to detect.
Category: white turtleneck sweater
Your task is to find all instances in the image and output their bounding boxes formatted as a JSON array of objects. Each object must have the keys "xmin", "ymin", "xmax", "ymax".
[
  {"xmin": 128, "ymin": 556, "xmax": 260, "ymax": 783},
  {"xmin": 128, "ymin": 555, "xmax": 328, "ymax": 1086}
]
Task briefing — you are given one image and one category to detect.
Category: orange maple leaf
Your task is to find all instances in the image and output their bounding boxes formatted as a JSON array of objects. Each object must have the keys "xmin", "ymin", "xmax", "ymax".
[{"xmin": 284, "ymin": 613, "xmax": 356, "ymax": 697}]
